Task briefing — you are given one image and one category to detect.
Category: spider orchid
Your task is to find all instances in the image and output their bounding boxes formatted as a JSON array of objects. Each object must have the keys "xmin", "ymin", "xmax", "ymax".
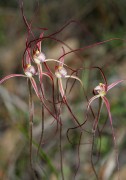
[
  {"xmin": 32, "ymin": 32, "xmax": 53, "ymax": 75},
  {"xmin": 32, "ymin": 32, "xmax": 46, "ymax": 94},
  {"xmin": 0, "ymin": 50, "xmax": 40, "ymax": 167},
  {"xmin": 0, "ymin": 49, "xmax": 38, "ymax": 97},
  {"xmin": 53, "ymin": 48, "xmax": 85, "ymax": 128},
  {"xmin": 88, "ymin": 80, "xmax": 124, "ymax": 132},
  {"xmin": 55, "ymin": 48, "xmax": 83, "ymax": 100},
  {"xmin": 31, "ymin": 33, "xmax": 59, "ymax": 120},
  {"xmin": 87, "ymin": 79, "xmax": 124, "ymax": 176},
  {"xmin": 0, "ymin": 48, "xmax": 59, "ymax": 120},
  {"xmin": 33, "ymin": 33, "xmax": 46, "ymax": 65}
]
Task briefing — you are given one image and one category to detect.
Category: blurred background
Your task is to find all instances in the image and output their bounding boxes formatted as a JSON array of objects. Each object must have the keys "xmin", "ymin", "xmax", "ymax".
[{"xmin": 0, "ymin": 0, "xmax": 126, "ymax": 179}]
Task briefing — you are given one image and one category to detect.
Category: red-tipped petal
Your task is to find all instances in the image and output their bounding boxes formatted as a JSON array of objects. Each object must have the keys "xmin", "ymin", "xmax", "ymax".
[
  {"xmin": 102, "ymin": 96, "xmax": 112, "ymax": 124},
  {"xmin": 87, "ymin": 95, "xmax": 100, "ymax": 110},
  {"xmin": 107, "ymin": 79, "xmax": 124, "ymax": 91},
  {"xmin": 65, "ymin": 75, "xmax": 83, "ymax": 87},
  {"xmin": 102, "ymin": 96, "xmax": 116, "ymax": 143},
  {"xmin": 37, "ymin": 64, "xmax": 43, "ymax": 82},
  {"xmin": 102, "ymin": 96, "xmax": 120, "ymax": 172},
  {"xmin": 26, "ymin": 48, "xmax": 32, "ymax": 64},
  {"xmin": 37, "ymin": 32, "xmax": 44, "ymax": 51},
  {"xmin": 58, "ymin": 78, "xmax": 65, "ymax": 99},
  {"xmin": 30, "ymin": 77, "xmax": 40, "ymax": 98},
  {"xmin": 0, "ymin": 74, "xmax": 26, "ymax": 84}
]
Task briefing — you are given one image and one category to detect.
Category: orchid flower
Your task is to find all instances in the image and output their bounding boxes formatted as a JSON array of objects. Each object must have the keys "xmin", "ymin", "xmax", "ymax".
[
  {"xmin": 88, "ymin": 80, "xmax": 124, "ymax": 132},
  {"xmin": 53, "ymin": 48, "xmax": 85, "ymax": 128},
  {"xmin": 32, "ymin": 33, "xmax": 57, "ymax": 103},
  {"xmin": 31, "ymin": 34, "xmax": 60, "ymax": 123},
  {"xmin": 0, "ymin": 48, "xmax": 59, "ymax": 120},
  {"xmin": 87, "ymin": 79, "xmax": 124, "ymax": 176},
  {"xmin": 0, "ymin": 49, "xmax": 41, "ymax": 169},
  {"xmin": 33, "ymin": 33, "xmax": 46, "ymax": 65},
  {"xmin": 55, "ymin": 48, "xmax": 83, "ymax": 100},
  {"xmin": 32, "ymin": 32, "xmax": 46, "ymax": 91},
  {"xmin": 0, "ymin": 49, "xmax": 39, "ymax": 98},
  {"xmin": 32, "ymin": 32, "xmax": 53, "ymax": 75}
]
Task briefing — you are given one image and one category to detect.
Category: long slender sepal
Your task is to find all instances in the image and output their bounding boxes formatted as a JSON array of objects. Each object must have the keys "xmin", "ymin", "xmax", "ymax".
[
  {"xmin": 0, "ymin": 74, "xmax": 26, "ymax": 84},
  {"xmin": 107, "ymin": 80, "xmax": 124, "ymax": 91},
  {"xmin": 102, "ymin": 96, "xmax": 120, "ymax": 177}
]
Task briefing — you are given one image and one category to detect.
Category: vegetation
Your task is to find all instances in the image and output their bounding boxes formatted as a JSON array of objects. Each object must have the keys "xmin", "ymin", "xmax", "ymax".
[{"xmin": 0, "ymin": 1, "xmax": 126, "ymax": 180}]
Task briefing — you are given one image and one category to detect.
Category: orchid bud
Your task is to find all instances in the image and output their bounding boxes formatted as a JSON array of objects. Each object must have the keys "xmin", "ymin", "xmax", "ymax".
[
  {"xmin": 55, "ymin": 66, "xmax": 67, "ymax": 78},
  {"xmin": 93, "ymin": 83, "xmax": 106, "ymax": 97},
  {"xmin": 24, "ymin": 64, "xmax": 36, "ymax": 77},
  {"xmin": 33, "ymin": 50, "xmax": 46, "ymax": 64}
]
